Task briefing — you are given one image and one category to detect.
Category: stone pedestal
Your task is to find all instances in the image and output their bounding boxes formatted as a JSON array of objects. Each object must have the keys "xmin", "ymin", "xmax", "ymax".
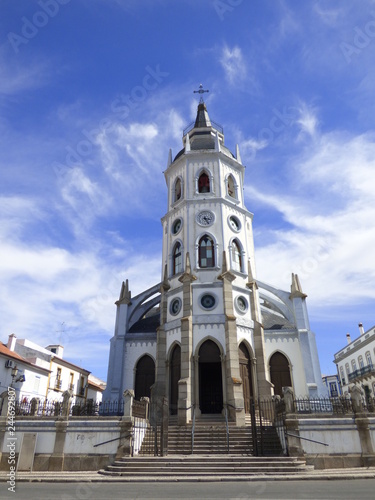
[
  {"xmin": 49, "ymin": 419, "xmax": 68, "ymax": 471},
  {"xmin": 116, "ymin": 417, "xmax": 133, "ymax": 459}
]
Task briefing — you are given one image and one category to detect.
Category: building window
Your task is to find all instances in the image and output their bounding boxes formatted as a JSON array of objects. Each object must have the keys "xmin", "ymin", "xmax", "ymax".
[
  {"xmin": 198, "ymin": 172, "xmax": 210, "ymax": 193},
  {"xmin": 172, "ymin": 242, "xmax": 183, "ymax": 275},
  {"xmin": 198, "ymin": 235, "xmax": 215, "ymax": 268},
  {"xmin": 358, "ymin": 355, "xmax": 364, "ymax": 369},
  {"xmin": 55, "ymin": 368, "xmax": 62, "ymax": 390},
  {"xmin": 200, "ymin": 293, "xmax": 216, "ymax": 310},
  {"xmin": 329, "ymin": 382, "xmax": 338, "ymax": 397},
  {"xmin": 227, "ymin": 174, "xmax": 236, "ymax": 198},
  {"xmin": 69, "ymin": 373, "xmax": 74, "ymax": 392},
  {"xmin": 173, "ymin": 177, "xmax": 182, "ymax": 202},
  {"xmin": 351, "ymin": 359, "xmax": 357, "ymax": 372},
  {"xmin": 366, "ymin": 351, "xmax": 372, "ymax": 366},
  {"xmin": 231, "ymin": 239, "xmax": 242, "ymax": 272},
  {"xmin": 235, "ymin": 296, "xmax": 248, "ymax": 314},
  {"xmin": 340, "ymin": 366, "xmax": 345, "ymax": 385},
  {"xmin": 79, "ymin": 376, "xmax": 85, "ymax": 396},
  {"xmin": 170, "ymin": 298, "xmax": 182, "ymax": 316},
  {"xmin": 345, "ymin": 363, "xmax": 350, "ymax": 377}
]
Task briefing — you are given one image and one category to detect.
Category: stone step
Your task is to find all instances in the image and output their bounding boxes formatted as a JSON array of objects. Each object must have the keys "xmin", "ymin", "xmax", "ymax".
[
  {"xmin": 102, "ymin": 466, "xmax": 306, "ymax": 477},
  {"xmin": 100, "ymin": 456, "xmax": 311, "ymax": 478},
  {"xmin": 114, "ymin": 456, "xmax": 303, "ymax": 463}
]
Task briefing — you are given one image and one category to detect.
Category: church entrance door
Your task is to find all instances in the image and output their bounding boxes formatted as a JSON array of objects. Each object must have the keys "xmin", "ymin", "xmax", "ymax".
[
  {"xmin": 239, "ymin": 343, "xmax": 253, "ymax": 413},
  {"xmin": 198, "ymin": 340, "xmax": 223, "ymax": 414},
  {"xmin": 134, "ymin": 355, "xmax": 155, "ymax": 400},
  {"xmin": 269, "ymin": 352, "xmax": 292, "ymax": 396},
  {"xmin": 169, "ymin": 344, "xmax": 181, "ymax": 415}
]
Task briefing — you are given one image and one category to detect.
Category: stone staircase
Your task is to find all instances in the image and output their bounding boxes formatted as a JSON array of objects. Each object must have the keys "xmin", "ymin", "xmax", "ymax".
[
  {"xmin": 138, "ymin": 414, "xmax": 283, "ymax": 456},
  {"xmin": 100, "ymin": 455, "xmax": 311, "ymax": 480},
  {"xmin": 99, "ymin": 415, "xmax": 312, "ymax": 480}
]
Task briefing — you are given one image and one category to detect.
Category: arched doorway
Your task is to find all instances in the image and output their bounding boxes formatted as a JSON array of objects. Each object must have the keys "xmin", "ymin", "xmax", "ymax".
[
  {"xmin": 199, "ymin": 340, "xmax": 223, "ymax": 414},
  {"xmin": 169, "ymin": 344, "xmax": 181, "ymax": 415},
  {"xmin": 239, "ymin": 343, "xmax": 253, "ymax": 413},
  {"xmin": 134, "ymin": 355, "xmax": 155, "ymax": 400},
  {"xmin": 269, "ymin": 352, "xmax": 292, "ymax": 397}
]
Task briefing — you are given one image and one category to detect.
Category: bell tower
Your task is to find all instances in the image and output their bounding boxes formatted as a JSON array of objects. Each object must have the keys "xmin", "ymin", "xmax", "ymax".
[{"xmin": 157, "ymin": 87, "xmax": 271, "ymax": 425}]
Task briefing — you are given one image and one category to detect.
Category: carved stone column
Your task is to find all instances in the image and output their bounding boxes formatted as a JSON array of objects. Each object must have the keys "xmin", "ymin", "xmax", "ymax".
[
  {"xmin": 218, "ymin": 252, "xmax": 245, "ymax": 426},
  {"xmin": 178, "ymin": 253, "xmax": 196, "ymax": 425}
]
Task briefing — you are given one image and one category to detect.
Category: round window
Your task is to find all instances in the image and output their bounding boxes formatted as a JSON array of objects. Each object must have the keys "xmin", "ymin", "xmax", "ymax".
[
  {"xmin": 236, "ymin": 296, "xmax": 248, "ymax": 313},
  {"xmin": 228, "ymin": 215, "xmax": 241, "ymax": 232},
  {"xmin": 170, "ymin": 298, "xmax": 182, "ymax": 316},
  {"xmin": 172, "ymin": 218, "xmax": 182, "ymax": 235},
  {"xmin": 200, "ymin": 294, "xmax": 216, "ymax": 310}
]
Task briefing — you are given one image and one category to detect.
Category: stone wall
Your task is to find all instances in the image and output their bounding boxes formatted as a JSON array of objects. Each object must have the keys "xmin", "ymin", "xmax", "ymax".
[
  {"xmin": 282, "ymin": 386, "xmax": 375, "ymax": 469},
  {"xmin": 0, "ymin": 416, "xmax": 123, "ymax": 471}
]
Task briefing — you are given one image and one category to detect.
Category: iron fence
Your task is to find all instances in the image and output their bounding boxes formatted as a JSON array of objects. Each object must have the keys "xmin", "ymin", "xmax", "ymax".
[
  {"xmin": 13, "ymin": 398, "xmax": 124, "ymax": 417},
  {"xmin": 294, "ymin": 397, "xmax": 350, "ymax": 414}
]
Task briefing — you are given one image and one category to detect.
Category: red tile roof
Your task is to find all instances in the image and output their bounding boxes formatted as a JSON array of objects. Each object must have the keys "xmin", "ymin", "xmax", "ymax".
[{"xmin": 0, "ymin": 343, "xmax": 50, "ymax": 373}]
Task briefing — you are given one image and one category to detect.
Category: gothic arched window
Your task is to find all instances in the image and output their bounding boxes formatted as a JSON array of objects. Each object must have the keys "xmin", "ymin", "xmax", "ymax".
[
  {"xmin": 173, "ymin": 242, "xmax": 183, "ymax": 275},
  {"xmin": 231, "ymin": 239, "xmax": 242, "ymax": 272},
  {"xmin": 198, "ymin": 235, "xmax": 215, "ymax": 268},
  {"xmin": 227, "ymin": 174, "xmax": 236, "ymax": 198},
  {"xmin": 174, "ymin": 178, "xmax": 182, "ymax": 202},
  {"xmin": 198, "ymin": 172, "xmax": 210, "ymax": 193}
]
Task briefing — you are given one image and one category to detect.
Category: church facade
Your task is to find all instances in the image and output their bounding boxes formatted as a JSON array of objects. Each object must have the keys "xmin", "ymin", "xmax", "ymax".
[{"xmin": 104, "ymin": 97, "xmax": 326, "ymax": 425}]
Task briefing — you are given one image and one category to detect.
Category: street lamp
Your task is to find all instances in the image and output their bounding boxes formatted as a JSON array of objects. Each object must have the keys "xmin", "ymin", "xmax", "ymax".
[{"xmin": 10, "ymin": 365, "xmax": 18, "ymax": 387}]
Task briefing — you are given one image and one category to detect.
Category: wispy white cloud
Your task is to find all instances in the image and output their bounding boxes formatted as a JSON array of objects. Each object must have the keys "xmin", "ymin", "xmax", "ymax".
[
  {"xmin": 295, "ymin": 103, "xmax": 319, "ymax": 138},
  {"xmin": 248, "ymin": 129, "xmax": 375, "ymax": 310},
  {"xmin": 219, "ymin": 45, "xmax": 247, "ymax": 86}
]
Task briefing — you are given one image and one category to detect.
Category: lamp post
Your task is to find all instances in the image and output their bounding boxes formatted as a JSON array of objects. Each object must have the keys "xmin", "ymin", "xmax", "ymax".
[{"xmin": 10, "ymin": 365, "xmax": 18, "ymax": 387}]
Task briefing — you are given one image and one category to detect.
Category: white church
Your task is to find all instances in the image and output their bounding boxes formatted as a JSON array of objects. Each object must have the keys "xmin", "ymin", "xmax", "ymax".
[{"xmin": 104, "ymin": 91, "xmax": 326, "ymax": 426}]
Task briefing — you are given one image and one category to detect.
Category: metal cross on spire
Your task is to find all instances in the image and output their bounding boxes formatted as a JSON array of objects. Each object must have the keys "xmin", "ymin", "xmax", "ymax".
[{"xmin": 194, "ymin": 83, "xmax": 209, "ymax": 103}]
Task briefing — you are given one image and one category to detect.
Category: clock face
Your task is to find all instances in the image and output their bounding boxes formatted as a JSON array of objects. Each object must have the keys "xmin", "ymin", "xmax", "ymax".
[
  {"xmin": 172, "ymin": 218, "xmax": 182, "ymax": 234},
  {"xmin": 200, "ymin": 293, "xmax": 216, "ymax": 310},
  {"xmin": 196, "ymin": 211, "xmax": 214, "ymax": 226},
  {"xmin": 229, "ymin": 216, "xmax": 240, "ymax": 232}
]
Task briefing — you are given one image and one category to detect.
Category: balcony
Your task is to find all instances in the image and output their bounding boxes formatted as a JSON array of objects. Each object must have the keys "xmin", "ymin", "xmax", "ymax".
[{"xmin": 348, "ymin": 364, "xmax": 375, "ymax": 383}]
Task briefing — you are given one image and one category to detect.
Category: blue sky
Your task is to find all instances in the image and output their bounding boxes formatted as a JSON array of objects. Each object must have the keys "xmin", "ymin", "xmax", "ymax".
[{"xmin": 1, "ymin": 0, "xmax": 375, "ymax": 383}]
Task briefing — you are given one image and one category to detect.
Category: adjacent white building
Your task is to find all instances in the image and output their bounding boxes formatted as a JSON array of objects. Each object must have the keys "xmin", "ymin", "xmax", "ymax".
[
  {"xmin": 104, "ymin": 96, "xmax": 327, "ymax": 425},
  {"xmin": 334, "ymin": 323, "xmax": 375, "ymax": 401},
  {"xmin": 0, "ymin": 339, "xmax": 50, "ymax": 404},
  {"xmin": 1, "ymin": 334, "xmax": 105, "ymax": 407}
]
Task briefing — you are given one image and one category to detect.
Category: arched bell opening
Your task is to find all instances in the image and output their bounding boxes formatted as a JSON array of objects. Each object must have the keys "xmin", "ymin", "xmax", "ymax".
[{"xmin": 198, "ymin": 340, "xmax": 223, "ymax": 414}]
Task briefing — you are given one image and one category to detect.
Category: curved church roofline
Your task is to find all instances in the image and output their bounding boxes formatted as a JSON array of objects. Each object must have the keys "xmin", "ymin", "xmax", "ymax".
[
  {"xmin": 257, "ymin": 280, "xmax": 295, "ymax": 324},
  {"xmin": 256, "ymin": 279, "xmax": 291, "ymax": 303},
  {"xmin": 127, "ymin": 282, "xmax": 161, "ymax": 329}
]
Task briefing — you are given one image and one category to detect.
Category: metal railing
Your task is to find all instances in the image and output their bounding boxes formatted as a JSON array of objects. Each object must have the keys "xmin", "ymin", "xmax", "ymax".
[
  {"xmin": 348, "ymin": 364, "xmax": 375, "ymax": 382},
  {"xmin": 224, "ymin": 406, "xmax": 229, "ymax": 453},
  {"xmin": 13, "ymin": 398, "xmax": 124, "ymax": 417},
  {"xmin": 183, "ymin": 119, "xmax": 224, "ymax": 136},
  {"xmin": 191, "ymin": 405, "xmax": 196, "ymax": 454}
]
